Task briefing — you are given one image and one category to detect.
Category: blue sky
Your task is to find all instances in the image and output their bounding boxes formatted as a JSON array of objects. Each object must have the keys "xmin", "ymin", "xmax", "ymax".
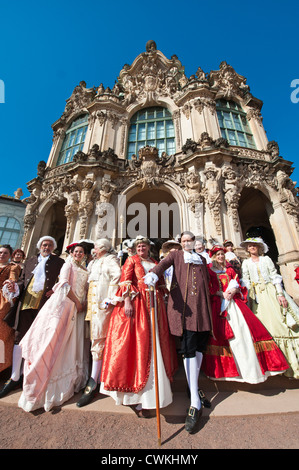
[{"xmin": 0, "ymin": 0, "xmax": 298, "ymax": 198}]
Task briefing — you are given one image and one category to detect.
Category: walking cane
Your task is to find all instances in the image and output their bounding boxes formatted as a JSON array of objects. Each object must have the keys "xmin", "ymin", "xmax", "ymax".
[{"xmin": 149, "ymin": 284, "xmax": 161, "ymax": 447}]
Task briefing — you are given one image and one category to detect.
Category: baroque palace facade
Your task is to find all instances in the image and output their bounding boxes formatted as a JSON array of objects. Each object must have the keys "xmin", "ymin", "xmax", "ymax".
[{"xmin": 22, "ymin": 41, "xmax": 299, "ymax": 300}]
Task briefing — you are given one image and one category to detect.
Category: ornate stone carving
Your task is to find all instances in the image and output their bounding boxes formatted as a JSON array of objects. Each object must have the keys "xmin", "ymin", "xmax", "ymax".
[
  {"xmin": 182, "ymin": 138, "xmax": 198, "ymax": 154},
  {"xmin": 209, "ymin": 61, "xmax": 250, "ymax": 99},
  {"xmin": 137, "ymin": 146, "xmax": 162, "ymax": 189},
  {"xmin": 37, "ymin": 161, "xmax": 47, "ymax": 178},
  {"xmin": 61, "ymin": 81, "xmax": 96, "ymax": 120},
  {"xmin": 203, "ymin": 164, "xmax": 222, "ymax": 235},
  {"xmin": 95, "ymin": 180, "xmax": 117, "ymax": 239},
  {"xmin": 246, "ymin": 107, "xmax": 263, "ymax": 126},
  {"xmin": 185, "ymin": 171, "xmax": 202, "ymax": 212},
  {"xmin": 277, "ymin": 170, "xmax": 299, "ymax": 228},
  {"xmin": 118, "ymin": 43, "xmax": 184, "ymax": 105},
  {"xmin": 222, "ymin": 166, "xmax": 242, "ymax": 231},
  {"xmin": 266, "ymin": 141, "xmax": 280, "ymax": 159},
  {"xmin": 78, "ymin": 178, "xmax": 97, "ymax": 238}
]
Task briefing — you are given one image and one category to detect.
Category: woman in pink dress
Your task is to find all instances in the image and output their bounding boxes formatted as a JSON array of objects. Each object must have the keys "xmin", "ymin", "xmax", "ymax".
[
  {"xmin": 18, "ymin": 244, "xmax": 89, "ymax": 412},
  {"xmin": 202, "ymin": 245, "xmax": 289, "ymax": 383}
]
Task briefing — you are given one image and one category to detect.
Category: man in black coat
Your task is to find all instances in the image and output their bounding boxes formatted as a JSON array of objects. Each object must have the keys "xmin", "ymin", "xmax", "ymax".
[{"xmin": 0, "ymin": 236, "xmax": 64, "ymax": 398}]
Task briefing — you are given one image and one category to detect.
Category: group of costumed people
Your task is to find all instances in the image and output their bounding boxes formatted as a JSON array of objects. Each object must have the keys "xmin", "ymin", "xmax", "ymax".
[{"xmin": 0, "ymin": 231, "xmax": 298, "ymax": 435}]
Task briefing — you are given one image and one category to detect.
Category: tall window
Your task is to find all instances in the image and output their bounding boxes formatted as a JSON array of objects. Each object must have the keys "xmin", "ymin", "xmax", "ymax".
[
  {"xmin": 57, "ymin": 114, "xmax": 88, "ymax": 166},
  {"xmin": 216, "ymin": 99, "xmax": 255, "ymax": 149},
  {"xmin": 127, "ymin": 107, "xmax": 175, "ymax": 160},
  {"xmin": 0, "ymin": 216, "xmax": 21, "ymax": 248}
]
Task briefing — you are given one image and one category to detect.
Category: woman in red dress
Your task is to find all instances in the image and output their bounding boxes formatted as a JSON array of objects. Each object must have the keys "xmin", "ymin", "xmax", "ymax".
[
  {"xmin": 202, "ymin": 246, "xmax": 289, "ymax": 383},
  {"xmin": 100, "ymin": 236, "xmax": 177, "ymax": 416}
]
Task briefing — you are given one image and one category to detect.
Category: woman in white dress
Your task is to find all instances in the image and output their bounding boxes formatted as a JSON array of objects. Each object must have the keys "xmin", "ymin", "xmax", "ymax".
[
  {"xmin": 18, "ymin": 244, "xmax": 89, "ymax": 412},
  {"xmin": 241, "ymin": 237, "xmax": 299, "ymax": 379}
]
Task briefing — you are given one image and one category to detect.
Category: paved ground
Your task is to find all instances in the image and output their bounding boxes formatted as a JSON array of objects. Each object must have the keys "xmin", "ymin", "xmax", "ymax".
[{"xmin": 0, "ymin": 368, "xmax": 299, "ymax": 452}]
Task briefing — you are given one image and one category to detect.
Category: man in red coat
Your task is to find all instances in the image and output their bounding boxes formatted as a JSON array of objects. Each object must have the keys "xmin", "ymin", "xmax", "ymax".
[
  {"xmin": 0, "ymin": 236, "xmax": 64, "ymax": 398},
  {"xmin": 144, "ymin": 231, "xmax": 213, "ymax": 434}
]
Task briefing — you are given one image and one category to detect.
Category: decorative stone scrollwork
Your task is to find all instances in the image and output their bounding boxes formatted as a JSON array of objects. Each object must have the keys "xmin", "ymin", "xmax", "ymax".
[
  {"xmin": 136, "ymin": 146, "xmax": 162, "ymax": 189},
  {"xmin": 95, "ymin": 180, "xmax": 117, "ymax": 239},
  {"xmin": 222, "ymin": 166, "xmax": 242, "ymax": 231},
  {"xmin": 266, "ymin": 141, "xmax": 280, "ymax": 159},
  {"xmin": 185, "ymin": 171, "xmax": 203, "ymax": 212},
  {"xmin": 209, "ymin": 61, "xmax": 250, "ymax": 100},
  {"xmin": 277, "ymin": 170, "xmax": 299, "ymax": 229},
  {"xmin": 78, "ymin": 178, "xmax": 97, "ymax": 239},
  {"xmin": 61, "ymin": 81, "xmax": 96, "ymax": 120},
  {"xmin": 203, "ymin": 164, "xmax": 222, "ymax": 235},
  {"xmin": 182, "ymin": 138, "xmax": 198, "ymax": 154}
]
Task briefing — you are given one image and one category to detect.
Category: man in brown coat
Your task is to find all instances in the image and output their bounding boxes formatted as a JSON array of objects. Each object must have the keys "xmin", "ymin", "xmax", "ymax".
[
  {"xmin": 0, "ymin": 236, "xmax": 65, "ymax": 398},
  {"xmin": 144, "ymin": 231, "xmax": 213, "ymax": 433}
]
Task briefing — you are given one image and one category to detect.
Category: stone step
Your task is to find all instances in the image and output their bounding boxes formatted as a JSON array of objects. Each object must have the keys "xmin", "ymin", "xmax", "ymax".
[
  {"xmin": 1, "ymin": 365, "xmax": 298, "ymax": 418},
  {"xmin": 2, "ymin": 386, "xmax": 299, "ymax": 418}
]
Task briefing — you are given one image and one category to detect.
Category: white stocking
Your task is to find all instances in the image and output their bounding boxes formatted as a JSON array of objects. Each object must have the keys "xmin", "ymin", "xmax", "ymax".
[
  {"xmin": 11, "ymin": 345, "xmax": 23, "ymax": 381},
  {"xmin": 91, "ymin": 359, "xmax": 102, "ymax": 383},
  {"xmin": 183, "ymin": 356, "xmax": 201, "ymax": 410},
  {"xmin": 196, "ymin": 351, "xmax": 203, "ymax": 372}
]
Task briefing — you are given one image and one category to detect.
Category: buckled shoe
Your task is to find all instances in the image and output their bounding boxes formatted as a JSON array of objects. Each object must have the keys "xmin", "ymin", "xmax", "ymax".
[
  {"xmin": 199, "ymin": 389, "xmax": 211, "ymax": 408},
  {"xmin": 0, "ymin": 377, "xmax": 23, "ymax": 399},
  {"xmin": 185, "ymin": 405, "xmax": 202, "ymax": 433},
  {"xmin": 76, "ymin": 378, "xmax": 97, "ymax": 408}
]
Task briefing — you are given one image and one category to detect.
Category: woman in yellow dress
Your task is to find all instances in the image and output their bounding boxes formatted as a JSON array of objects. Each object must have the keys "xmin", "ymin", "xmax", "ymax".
[{"xmin": 241, "ymin": 237, "xmax": 299, "ymax": 379}]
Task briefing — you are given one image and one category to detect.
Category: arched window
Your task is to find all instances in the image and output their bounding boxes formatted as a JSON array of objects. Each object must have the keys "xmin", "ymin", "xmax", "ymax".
[
  {"xmin": 127, "ymin": 107, "xmax": 175, "ymax": 160},
  {"xmin": 0, "ymin": 216, "xmax": 21, "ymax": 248},
  {"xmin": 216, "ymin": 100, "xmax": 255, "ymax": 149},
  {"xmin": 56, "ymin": 114, "xmax": 88, "ymax": 166}
]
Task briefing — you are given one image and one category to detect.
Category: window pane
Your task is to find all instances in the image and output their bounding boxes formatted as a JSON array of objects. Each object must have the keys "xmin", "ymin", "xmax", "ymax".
[
  {"xmin": 0, "ymin": 216, "xmax": 7, "ymax": 228},
  {"xmin": 247, "ymin": 135, "xmax": 255, "ymax": 148},
  {"xmin": 69, "ymin": 130, "xmax": 77, "ymax": 146},
  {"xmin": 217, "ymin": 111, "xmax": 224, "ymax": 128},
  {"xmin": 128, "ymin": 124, "xmax": 136, "ymax": 140},
  {"xmin": 228, "ymin": 130, "xmax": 238, "ymax": 145},
  {"xmin": 1, "ymin": 233, "xmax": 10, "ymax": 243},
  {"xmin": 137, "ymin": 141, "xmax": 145, "ymax": 152},
  {"xmin": 232, "ymin": 114, "xmax": 242, "ymax": 131},
  {"xmin": 241, "ymin": 116, "xmax": 250, "ymax": 132},
  {"xmin": 9, "ymin": 232, "xmax": 18, "ymax": 246},
  {"xmin": 166, "ymin": 121, "xmax": 174, "ymax": 137},
  {"xmin": 147, "ymin": 122, "xmax": 155, "ymax": 139},
  {"xmin": 6, "ymin": 218, "xmax": 19, "ymax": 229},
  {"xmin": 137, "ymin": 123, "xmax": 146, "ymax": 140},
  {"xmin": 238, "ymin": 132, "xmax": 247, "ymax": 146},
  {"xmin": 75, "ymin": 128, "xmax": 83, "ymax": 144},
  {"xmin": 157, "ymin": 121, "xmax": 165, "ymax": 138},
  {"xmin": 167, "ymin": 139, "xmax": 175, "ymax": 154},
  {"xmin": 223, "ymin": 112, "xmax": 233, "ymax": 129},
  {"xmin": 65, "ymin": 149, "xmax": 72, "ymax": 162},
  {"xmin": 156, "ymin": 140, "xmax": 165, "ymax": 153}
]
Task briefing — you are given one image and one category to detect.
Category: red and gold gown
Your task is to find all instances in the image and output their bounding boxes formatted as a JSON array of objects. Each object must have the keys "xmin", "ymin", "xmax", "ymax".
[
  {"xmin": 202, "ymin": 266, "xmax": 289, "ymax": 383},
  {"xmin": 100, "ymin": 254, "xmax": 178, "ymax": 408}
]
